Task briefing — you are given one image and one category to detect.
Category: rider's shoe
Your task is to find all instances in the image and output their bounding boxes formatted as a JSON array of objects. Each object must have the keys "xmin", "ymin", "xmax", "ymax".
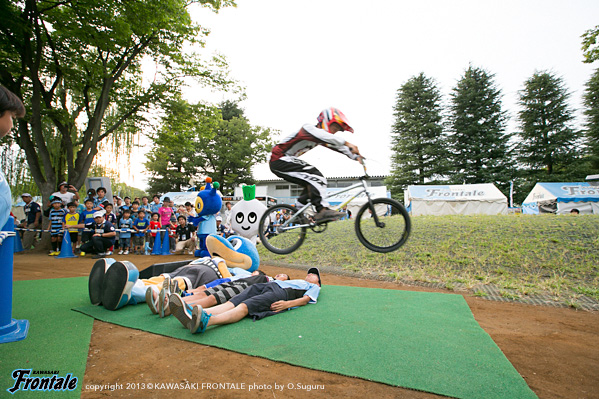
[
  {"xmin": 295, "ymin": 213, "xmax": 311, "ymax": 225},
  {"xmin": 314, "ymin": 208, "xmax": 344, "ymax": 223}
]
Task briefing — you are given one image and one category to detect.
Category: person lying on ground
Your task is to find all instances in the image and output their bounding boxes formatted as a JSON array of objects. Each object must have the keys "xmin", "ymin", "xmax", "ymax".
[
  {"xmin": 147, "ymin": 272, "xmax": 290, "ymax": 317},
  {"xmin": 169, "ymin": 268, "xmax": 321, "ymax": 333}
]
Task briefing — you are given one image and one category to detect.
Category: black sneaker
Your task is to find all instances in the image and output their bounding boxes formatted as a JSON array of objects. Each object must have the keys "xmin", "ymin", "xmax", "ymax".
[{"xmin": 314, "ymin": 208, "xmax": 344, "ymax": 223}]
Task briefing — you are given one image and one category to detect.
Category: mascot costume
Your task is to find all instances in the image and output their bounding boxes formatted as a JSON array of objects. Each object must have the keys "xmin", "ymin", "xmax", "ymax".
[
  {"xmin": 88, "ymin": 234, "xmax": 259, "ymax": 311},
  {"xmin": 230, "ymin": 185, "xmax": 267, "ymax": 245},
  {"xmin": 188, "ymin": 177, "xmax": 222, "ymax": 258}
]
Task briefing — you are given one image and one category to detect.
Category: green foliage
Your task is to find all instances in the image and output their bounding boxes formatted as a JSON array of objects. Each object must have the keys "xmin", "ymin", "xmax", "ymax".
[
  {"xmin": 145, "ymin": 97, "xmax": 221, "ymax": 194},
  {"xmin": 387, "ymin": 73, "xmax": 447, "ymax": 200},
  {"xmin": 446, "ymin": 66, "xmax": 513, "ymax": 194},
  {"xmin": 145, "ymin": 99, "xmax": 274, "ymax": 195},
  {"xmin": 516, "ymin": 72, "xmax": 583, "ymax": 182},
  {"xmin": 583, "ymin": 68, "xmax": 599, "ymax": 172},
  {"xmin": 197, "ymin": 102, "xmax": 275, "ymax": 194},
  {"xmin": 0, "ymin": 0, "xmax": 234, "ymax": 202},
  {"xmin": 581, "ymin": 25, "xmax": 599, "ymax": 64}
]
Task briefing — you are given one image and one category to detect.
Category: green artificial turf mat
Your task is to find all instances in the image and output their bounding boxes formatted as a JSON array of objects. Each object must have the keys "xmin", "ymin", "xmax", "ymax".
[
  {"xmin": 0, "ymin": 277, "xmax": 93, "ymax": 397},
  {"xmin": 74, "ymin": 285, "xmax": 536, "ymax": 399}
]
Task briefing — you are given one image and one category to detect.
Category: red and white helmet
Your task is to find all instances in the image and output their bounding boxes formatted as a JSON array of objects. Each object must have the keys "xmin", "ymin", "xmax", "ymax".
[{"xmin": 317, "ymin": 107, "xmax": 354, "ymax": 133}]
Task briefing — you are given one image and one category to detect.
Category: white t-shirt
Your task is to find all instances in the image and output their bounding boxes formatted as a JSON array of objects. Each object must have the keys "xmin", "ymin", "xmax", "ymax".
[{"xmin": 51, "ymin": 191, "xmax": 76, "ymax": 206}]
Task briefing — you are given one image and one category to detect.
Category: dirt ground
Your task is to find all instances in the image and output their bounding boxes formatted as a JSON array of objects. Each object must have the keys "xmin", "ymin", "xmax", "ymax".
[{"xmin": 12, "ymin": 252, "xmax": 599, "ymax": 399}]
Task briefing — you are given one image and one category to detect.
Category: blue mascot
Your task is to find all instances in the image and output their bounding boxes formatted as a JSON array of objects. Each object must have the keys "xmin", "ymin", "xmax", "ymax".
[{"xmin": 188, "ymin": 177, "xmax": 222, "ymax": 258}]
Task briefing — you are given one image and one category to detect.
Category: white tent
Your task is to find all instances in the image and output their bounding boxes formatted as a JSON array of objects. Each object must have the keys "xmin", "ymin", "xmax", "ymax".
[
  {"xmin": 405, "ymin": 184, "xmax": 508, "ymax": 216},
  {"xmin": 522, "ymin": 182, "xmax": 599, "ymax": 215}
]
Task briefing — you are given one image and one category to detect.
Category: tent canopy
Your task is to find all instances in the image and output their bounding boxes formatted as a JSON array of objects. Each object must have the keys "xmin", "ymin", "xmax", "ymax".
[
  {"xmin": 522, "ymin": 182, "xmax": 599, "ymax": 215},
  {"xmin": 405, "ymin": 184, "xmax": 508, "ymax": 216}
]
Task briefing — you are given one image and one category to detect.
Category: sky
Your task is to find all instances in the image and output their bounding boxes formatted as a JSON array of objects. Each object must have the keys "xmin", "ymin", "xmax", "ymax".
[{"xmin": 120, "ymin": 0, "xmax": 599, "ymax": 191}]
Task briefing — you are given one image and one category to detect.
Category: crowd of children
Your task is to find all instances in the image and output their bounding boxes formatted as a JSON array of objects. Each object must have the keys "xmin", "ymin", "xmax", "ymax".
[{"xmin": 40, "ymin": 189, "xmax": 205, "ymax": 257}]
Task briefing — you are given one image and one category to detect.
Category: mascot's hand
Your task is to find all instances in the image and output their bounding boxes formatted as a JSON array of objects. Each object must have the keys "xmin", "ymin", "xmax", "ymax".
[{"xmin": 188, "ymin": 215, "xmax": 207, "ymax": 226}]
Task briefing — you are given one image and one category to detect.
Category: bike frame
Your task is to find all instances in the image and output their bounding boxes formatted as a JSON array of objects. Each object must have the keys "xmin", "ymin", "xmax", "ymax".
[{"xmin": 281, "ymin": 175, "xmax": 379, "ymax": 229}]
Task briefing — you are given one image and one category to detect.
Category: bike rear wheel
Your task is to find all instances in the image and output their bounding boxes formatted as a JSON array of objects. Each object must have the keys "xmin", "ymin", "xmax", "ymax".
[
  {"xmin": 258, "ymin": 204, "xmax": 307, "ymax": 254},
  {"xmin": 354, "ymin": 198, "xmax": 411, "ymax": 252}
]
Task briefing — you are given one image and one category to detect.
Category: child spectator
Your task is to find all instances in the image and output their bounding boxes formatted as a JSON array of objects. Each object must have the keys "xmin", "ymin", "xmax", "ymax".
[
  {"xmin": 75, "ymin": 199, "xmax": 85, "ymax": 214},
  {"xmin": 63, "ymin": 201, "xmax": 80, "ymax": 253},
  {"xmin": 47, "ymin": 198, "xmax": 66, "ymax": 255},
  {"xmin": 132, "ymin": 210, "xmax": 149, "ymax": 254},
  {"xmin": 93, "ymin": 187, "xmax": 108, "ymax": 210},
  {"xmin": 79, "ymin": 198, "xmax": 96, "ymax": 250},
  {"xmin": 216, "ymin": 215, "xmax": 226, "ymax": 237},
  {"xmin": 150, "ymin": 195, "xmax": 161, "ymax": 214},
  {"xmin": 159, "ymin": 197, "xmax": 174, "ymax": 227},
  {"xmin": 168, "ymin": 215, "xmax": 178, "ymax": 251},
  {"xmin": 223, "ymin": 201, "xmax": 233, "ymax": 232},
  {"xmin": 140, "ymin": 196, "xmax": 152, "ymax": 213},
  {"xmin": 148, "ymin": 212, "xmax": 161, "ymax": 250},
  {"xmin": 130, "ymin": 200, "xmax": 140, "ymax": 220},
  {"xmin": 174, "ymin": 215, "xmax": 197, "ymax": 254},
  {"xmin": 185, "ymin": 201, "xmax": 197, "ymax": 220},
  {"xmin": 118, "ymin": 209, "xmax": 134, "ymax": 255},
  {"xmin": 85, "ymin": 188, "xmax": 96, "ymax": 204},
  {"xmin": 115, "ymin": 196, "xmax": 123, "ymax": 213},
  {"xmin": 104, "ymin": 203, "xmax": 117, "ymax": 225},
  {"xmin": 122, "ymin": 196, "xmax": 132, "ymax": 210}
]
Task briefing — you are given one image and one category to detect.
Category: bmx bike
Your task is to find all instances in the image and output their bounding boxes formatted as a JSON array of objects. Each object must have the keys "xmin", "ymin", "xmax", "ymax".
[{"xmin": 258, "ymin": 165, "xmax": 411, "ymax": 254}]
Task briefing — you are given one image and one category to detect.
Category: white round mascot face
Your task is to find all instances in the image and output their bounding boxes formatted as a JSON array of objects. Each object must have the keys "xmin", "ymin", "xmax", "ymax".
[{"xmin": 230, "ymin": 199, "xmax": 266, "ymax": 244}]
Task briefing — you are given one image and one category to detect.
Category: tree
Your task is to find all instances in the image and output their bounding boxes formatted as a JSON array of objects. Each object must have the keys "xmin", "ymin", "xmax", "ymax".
[
  {"xmin": 196, "ymin": 101, "xmax": 274, "ymax": 195},
  {"xmin": 145, "ymin": 100, "xmax": 274, "ymax": 195},
  {"xmin": 581, "ymin": 25, "xmax": 599, "ymax": 64},
  {"xmin": 583, "ymin": 68, "xmax": 599, "ymax": 173},
  {"xmin": 145, "ymin": 97, "xmax": 220, "ymax": 194},
  {"xmin": 0, "ymin": 0, "xmax": 233, "ymax": 204},
  {"xmin": 386, "ymin": 73, "xmax": 447, "ymax": 199},
  {"xmin": 447, "ymin": 66, "xmax": 512, "ymax": 191},
  {"xmin": 516, "ymin": 72, "xmax": 582, "ymax": 179}
]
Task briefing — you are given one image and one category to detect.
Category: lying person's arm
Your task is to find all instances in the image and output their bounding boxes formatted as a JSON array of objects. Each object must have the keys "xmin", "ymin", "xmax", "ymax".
[{"xmin": 270, "ymin": 295, "xmax": 311, "ymax": 312}]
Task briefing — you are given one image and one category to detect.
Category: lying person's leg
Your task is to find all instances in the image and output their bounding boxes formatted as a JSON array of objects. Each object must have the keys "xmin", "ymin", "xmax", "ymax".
[
  {"xmin": 190, "ymin": 303, "xmax": 249, "ymax": 333},
  {"xmin": 169, "ymin": 293, "xmax": 235, "ymax": 329},
  {"xmin": 184, "ymin": 294, "xmax": 217, "ymax": 308}
]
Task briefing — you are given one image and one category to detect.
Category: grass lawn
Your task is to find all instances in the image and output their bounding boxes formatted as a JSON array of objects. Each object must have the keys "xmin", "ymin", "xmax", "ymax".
[{"xmin": 258, "ymin": 214, "xmax": 599, "ymax": 305}]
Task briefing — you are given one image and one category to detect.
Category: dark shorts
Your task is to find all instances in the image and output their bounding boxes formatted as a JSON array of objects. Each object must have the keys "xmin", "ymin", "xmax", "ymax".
[
  {"xmin": 229, "ymin": 282, "xmax": 287, "ymax": 320},
  {"xmin": 205, "ymin": 281, "xmax": 250, "ymax": 305},
  {"xmin": 132, "ymin": 236, "xmax": 145, "ymax": 247}
]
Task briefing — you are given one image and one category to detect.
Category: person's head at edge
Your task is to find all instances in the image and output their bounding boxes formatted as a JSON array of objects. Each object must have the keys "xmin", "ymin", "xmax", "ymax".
[{"xmin": 0, "ymin": 86, "xmax": 25, "ymax": 138}]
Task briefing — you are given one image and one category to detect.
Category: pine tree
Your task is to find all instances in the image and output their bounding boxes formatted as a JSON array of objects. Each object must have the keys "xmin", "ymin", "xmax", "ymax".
[
  {"xmin": 516, "ymin": 72, "xmax": 581, "ymax": 178},
  {"xmin": 386, "ymin": 73, "xmax": 447, "ymax": 199},
  {"xmin": 447, "ymin": 66, "xmax": 512, "ymax": 190},
  {"xmin": 583, "ymin": 68, "xmax": 599, "ymax": 172}
]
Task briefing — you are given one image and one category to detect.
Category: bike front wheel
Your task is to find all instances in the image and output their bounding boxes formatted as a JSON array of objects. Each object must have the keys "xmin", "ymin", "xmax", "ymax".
[
  {"xmin": 258, "ymin": 204, "xmax": 307, "ymax": 254},
  {"xmin": 354, "ymin": 198, "xmax": 411, "ymax": 252}
]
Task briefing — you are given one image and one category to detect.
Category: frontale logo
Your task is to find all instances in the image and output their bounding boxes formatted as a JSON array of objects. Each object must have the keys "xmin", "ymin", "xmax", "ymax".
[{"xmin": 7, "ymin": 369, "xmax": 78, "ymax": 394}]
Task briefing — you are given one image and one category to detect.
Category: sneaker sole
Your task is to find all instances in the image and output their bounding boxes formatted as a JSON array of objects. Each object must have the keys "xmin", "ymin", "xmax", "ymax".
[
  {"xmin": 169, "ymin": 294, "xmax": 191, "ymax": 329},
  {"xmin": 190, "ymin": 305, "xmax": 204, "ymax": 333},
  {"xmin": 89, "ymin": 259, "xmax": 109, "ymax": 306},
  {"xmin": 158, "ymin": 288, "xmax": 168, "ymax": 318},
  {"xmin": 146, "ymin": 287, "xmax": 158, "ymax": 315},
  {"xmin": 102, "ymin": 262, "xmax": 129, "ymax": 311}
]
